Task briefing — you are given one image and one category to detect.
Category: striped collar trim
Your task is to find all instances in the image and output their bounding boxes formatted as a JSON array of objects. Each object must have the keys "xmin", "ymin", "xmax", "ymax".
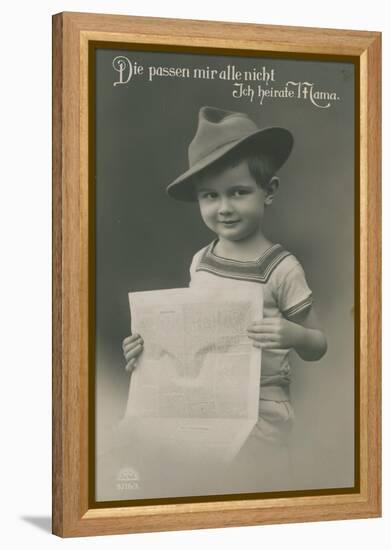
[{"xmin": 196, "ymin": 240, "xmax": 291, "ymax": 283}]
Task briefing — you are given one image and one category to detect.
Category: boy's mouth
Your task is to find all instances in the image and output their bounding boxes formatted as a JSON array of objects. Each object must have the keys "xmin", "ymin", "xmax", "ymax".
[{"xmin": 219, "ymin": 220, "xmax": 240, "ymax": 226}]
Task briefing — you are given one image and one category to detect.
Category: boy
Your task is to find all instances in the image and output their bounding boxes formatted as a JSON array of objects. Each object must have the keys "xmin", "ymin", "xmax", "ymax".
[{"xmin": 122, "ymin": 106, "xmax": 327, "ymax": 488}]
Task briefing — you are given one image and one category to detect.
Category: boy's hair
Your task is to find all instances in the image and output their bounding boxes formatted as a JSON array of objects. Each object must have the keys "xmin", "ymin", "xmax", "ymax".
[{"xmin": 192, "ymin": 147, "xmax": 277, "ymax": 192}]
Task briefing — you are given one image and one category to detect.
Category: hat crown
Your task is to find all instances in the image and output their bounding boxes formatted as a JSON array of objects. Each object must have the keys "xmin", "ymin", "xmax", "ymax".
[{"xmin": 188, "ymin": 106, "xmax": 259, "ymax": 167}]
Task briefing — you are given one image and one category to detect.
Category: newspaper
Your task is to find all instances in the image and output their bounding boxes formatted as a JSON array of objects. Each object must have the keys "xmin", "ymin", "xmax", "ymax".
[{"xmin": 119, "ymin": 285, "xmax": 263, "ymax": 462}]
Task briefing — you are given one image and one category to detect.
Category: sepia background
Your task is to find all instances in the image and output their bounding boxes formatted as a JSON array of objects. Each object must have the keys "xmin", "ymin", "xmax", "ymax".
[{"xmin": 94, "ymin": 48, "xmax": 355, "ymax": 500}]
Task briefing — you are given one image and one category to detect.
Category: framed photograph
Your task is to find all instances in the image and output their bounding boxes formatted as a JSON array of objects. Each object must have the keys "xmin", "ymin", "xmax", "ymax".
[{"xmin": 52, "ymin": 12, "xmax": 381, "ymax": 537}]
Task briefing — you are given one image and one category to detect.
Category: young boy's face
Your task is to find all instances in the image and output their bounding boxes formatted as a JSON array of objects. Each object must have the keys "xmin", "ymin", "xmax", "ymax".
[{"xmin": 195, "ymin": 160, "xmax": 269, "ymax": 243}]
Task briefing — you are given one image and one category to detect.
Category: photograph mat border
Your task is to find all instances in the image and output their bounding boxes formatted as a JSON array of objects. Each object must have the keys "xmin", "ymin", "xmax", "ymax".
[{"xmin": 52, "ymin": 11, "xmax": 381, "ymax": 537}]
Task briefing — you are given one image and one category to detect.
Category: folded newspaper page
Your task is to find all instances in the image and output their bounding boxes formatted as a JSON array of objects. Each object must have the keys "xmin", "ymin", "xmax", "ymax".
[{"xmin": 119, "ymin": 285, "xmax": 263, "ymax": 463}]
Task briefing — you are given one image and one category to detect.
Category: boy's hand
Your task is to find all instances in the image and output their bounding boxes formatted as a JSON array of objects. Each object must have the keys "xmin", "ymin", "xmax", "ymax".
[
  {"xmin": 247, "ymin": 318, "xmax": 303, "ymax": 350},
  {"xmin": 122, "ymin": 333, "xmax": 144, "ymax": 373}
]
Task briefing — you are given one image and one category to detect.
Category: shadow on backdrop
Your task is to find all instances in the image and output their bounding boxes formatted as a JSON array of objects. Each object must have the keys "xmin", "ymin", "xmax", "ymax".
[{"xmin": 20, "ymin": 516, "xmax": 52, "ymax": 534}]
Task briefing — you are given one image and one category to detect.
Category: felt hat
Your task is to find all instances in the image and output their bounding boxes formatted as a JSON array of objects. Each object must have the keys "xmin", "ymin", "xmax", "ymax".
[{"xmin": 166, "ymin": 106, "xmax": 294, "ymax": 202}]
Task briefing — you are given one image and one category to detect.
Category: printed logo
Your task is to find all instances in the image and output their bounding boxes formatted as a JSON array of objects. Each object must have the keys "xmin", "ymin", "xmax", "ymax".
[{"xmin": 116, "ymin": 466, "xmax": 140, "ymax": 492}]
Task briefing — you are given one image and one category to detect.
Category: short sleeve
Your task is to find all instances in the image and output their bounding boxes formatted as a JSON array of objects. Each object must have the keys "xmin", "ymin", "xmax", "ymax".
[
  {"xmin": 188, "ymin": 255, "xmax": 197, "ymax": 287},
  {"xmin": 188, "ymin": 247, "xmax": 206, "ymax": 287},
  {"xmin": 277, "ymin": 261, "xmax": 313, "ymax": 319}
]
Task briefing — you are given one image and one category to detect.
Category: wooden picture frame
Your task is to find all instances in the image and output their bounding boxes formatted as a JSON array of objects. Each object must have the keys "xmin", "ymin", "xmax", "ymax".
[{"xmin": 52, "ymin": 11, "xmax": 381, "ymax": 537}]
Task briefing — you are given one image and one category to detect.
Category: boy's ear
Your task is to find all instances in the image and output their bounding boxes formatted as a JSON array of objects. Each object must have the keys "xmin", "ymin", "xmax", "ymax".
[{"xmin": 264, "ymin": 176, "xmax": 279, "ymax": 205}]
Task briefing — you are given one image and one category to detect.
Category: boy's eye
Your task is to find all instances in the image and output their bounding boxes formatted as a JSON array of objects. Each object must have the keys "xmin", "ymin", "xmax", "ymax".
[
  {"xmin": 200, "ymin": 192, "xmax": 218, "ymax": 199},
  {"xmin": 233, "ymin": 189, "xmax": 251, "ymax": 197}
]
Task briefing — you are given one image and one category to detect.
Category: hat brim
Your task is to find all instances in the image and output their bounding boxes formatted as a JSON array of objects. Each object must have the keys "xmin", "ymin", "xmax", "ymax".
[{"xmin": 166, "ymin": 127, "xmax": 293, "ymax": 202}]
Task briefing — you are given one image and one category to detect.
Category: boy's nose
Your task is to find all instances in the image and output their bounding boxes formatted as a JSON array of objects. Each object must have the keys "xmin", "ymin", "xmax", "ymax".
[{"xmin": 218, "ymin": 198, "xmax": 233, "ymax": 215}]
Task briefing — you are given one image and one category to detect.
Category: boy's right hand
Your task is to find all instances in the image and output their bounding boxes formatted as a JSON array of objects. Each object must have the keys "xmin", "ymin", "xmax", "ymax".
[{"xmin": 122, "ymin": 333, "xmax": 144, "ymax": 373}]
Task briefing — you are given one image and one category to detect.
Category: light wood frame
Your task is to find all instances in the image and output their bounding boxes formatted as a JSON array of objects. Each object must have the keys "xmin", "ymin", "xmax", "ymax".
[{"xmin": 52, "ymin": 11, "xmax": 381, "ymax": 537}]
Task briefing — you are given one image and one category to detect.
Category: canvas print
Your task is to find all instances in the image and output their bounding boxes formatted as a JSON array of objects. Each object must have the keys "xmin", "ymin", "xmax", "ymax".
[{"xmin": 93, "ymin": 47, "xmax": 355, "ymax": 502}]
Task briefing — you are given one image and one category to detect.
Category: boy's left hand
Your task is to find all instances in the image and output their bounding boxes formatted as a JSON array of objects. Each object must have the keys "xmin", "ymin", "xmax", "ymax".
[{"xmin": 247, "ymin": 318, "xmax": 303, "ymax": 350}]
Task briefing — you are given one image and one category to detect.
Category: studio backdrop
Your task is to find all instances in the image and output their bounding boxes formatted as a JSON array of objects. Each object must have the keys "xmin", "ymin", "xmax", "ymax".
[{"xmin": 93, "ymin": 46, "xmax": 355, "ymax": 501}]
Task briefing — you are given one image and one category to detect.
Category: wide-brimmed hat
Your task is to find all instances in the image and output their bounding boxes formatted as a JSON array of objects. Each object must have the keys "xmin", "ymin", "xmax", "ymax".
[{"xmin": 166, "ymin": 106, "xmax": 294, "ymax": 202}]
